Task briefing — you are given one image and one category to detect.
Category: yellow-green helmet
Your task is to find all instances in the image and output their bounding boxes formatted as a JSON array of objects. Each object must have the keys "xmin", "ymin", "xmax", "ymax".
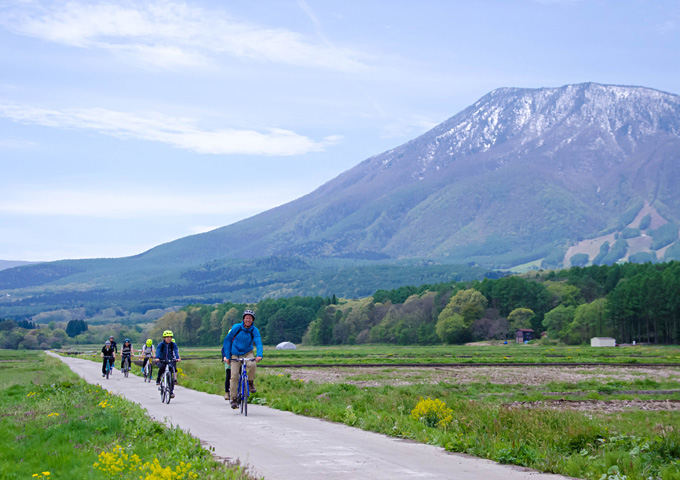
[
  {"xmin": 162, "ymin": 330, "xmax": 173, "ymax": 338},
  {"xmin": 146, "ymin": 339, "xmax": 152, "ymax": 346}
]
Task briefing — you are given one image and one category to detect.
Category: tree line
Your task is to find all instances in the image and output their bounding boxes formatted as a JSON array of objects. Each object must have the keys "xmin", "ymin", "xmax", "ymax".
[{"xmin": 148, "ymin": 261, "xmax": 680, "ymax": 347}]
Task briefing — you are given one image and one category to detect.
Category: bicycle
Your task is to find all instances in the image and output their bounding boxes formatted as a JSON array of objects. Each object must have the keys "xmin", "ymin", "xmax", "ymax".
[
  {"xmin": 103, "ymin": 357, "xmax": 113, "ymax": 380},
  {"xmin": 158, "ymin": 360, "xmax": 176, "ymax": 404},
  {"xmin": 142, "ymin": 358, "xmax": 153, "ymax": 383},
  {"xmin": 234, "ymin": 358, "xmax": 256, "ymax": 416},
  {"xmin": 121, "ymin": 356, "xmax": 131, "ymax": 378}
]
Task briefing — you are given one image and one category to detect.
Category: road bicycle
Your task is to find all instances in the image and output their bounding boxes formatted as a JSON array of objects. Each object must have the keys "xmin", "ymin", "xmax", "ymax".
[
  {"xmin": 234, "ymin": 358, "xmax": 256, "ymax": 416},
  {"xmin": 121, "ymin": 355, "xmax": 131, "ymax": 378},
  {"xmin": 158, "ymin": 360, "xmax": 176, "ymax": 404},
  {"xmin": 103, "ymin": 357, "xmax": 113, "ymax": 380},
  {"xmin": 142, "ymin": 357, "xmax": 153, "ymax": 383}
]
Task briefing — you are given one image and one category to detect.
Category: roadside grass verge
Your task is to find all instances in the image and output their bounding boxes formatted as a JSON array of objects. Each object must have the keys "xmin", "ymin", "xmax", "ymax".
[
  {"xmin": 177, "ymin": 358, "xmax": 680, "ymax": 480},
  {"xmin": 0, "ymin": 350, "xmax": 256, "ymax": 480}
]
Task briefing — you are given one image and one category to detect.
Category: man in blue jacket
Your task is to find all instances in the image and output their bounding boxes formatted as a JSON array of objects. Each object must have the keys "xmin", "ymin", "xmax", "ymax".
[{"xmin": 222, "ymin": 309, "xmax": 263, "ymax": 409}]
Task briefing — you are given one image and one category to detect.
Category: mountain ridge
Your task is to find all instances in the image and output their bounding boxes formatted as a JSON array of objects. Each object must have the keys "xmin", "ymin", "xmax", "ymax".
[{"xmin": 2, "ymin": 82, "xmax": 680, "ymax": 316}]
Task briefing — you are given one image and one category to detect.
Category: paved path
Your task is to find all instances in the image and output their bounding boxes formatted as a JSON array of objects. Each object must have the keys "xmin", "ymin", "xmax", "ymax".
[{"xmin": 50, "ymin": 353, "xmax": 574, "ymax": 480}]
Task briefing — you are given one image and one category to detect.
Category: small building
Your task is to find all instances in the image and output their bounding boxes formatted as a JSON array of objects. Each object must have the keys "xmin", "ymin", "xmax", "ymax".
[
  {"xmin": 276, "ymin": 341, "xmax": 297, "ymax": 350},
  {"xmin": 591, "ymin": 337, "xmax": 616, "ymax": 347},
  {"xmin": 515, "ymin": 329, "xmax": 534, "ymax": 343}
]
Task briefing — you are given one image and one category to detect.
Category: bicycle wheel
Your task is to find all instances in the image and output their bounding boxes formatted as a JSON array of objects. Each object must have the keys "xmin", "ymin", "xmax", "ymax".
[
  {"xmin": 149, "ymin": 363, "xmax": 153, "ymax": 382},
  {"xmin": 124, "ymin": 359, "xmax": 129, "ymax": 378},
  {"xmin": 159, "ymin": 376, "xmax": 165, "ymax": 401},
  {"xmin": 165, "ymin": 371, "xmax": 172, "ymax": 404},
  {"xmin": 105, "ymin": 360, "xmax": 110, "ymax": 380}
]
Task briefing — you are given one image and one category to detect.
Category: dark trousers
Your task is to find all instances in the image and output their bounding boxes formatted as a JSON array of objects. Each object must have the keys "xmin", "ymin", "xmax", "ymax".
[
  {"xmin": 225, "ymin": 367, "xmax": 232, "ymax": 392},
  {"xmin": 102, "ymin": 356, "xmax": 114, "ymax": 375},
  {"xmin": 121, "ymin": 354, "xmax": 131, "ymax": 369},
  {"xmin": 156, "ymin": 360, "xmax": 175, "ymax": 384}
]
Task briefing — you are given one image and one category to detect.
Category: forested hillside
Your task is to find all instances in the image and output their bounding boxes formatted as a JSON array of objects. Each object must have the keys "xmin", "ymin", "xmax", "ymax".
[{"xmin": 146, "ymin": 261, "xmax": 680, "ymax": 347}]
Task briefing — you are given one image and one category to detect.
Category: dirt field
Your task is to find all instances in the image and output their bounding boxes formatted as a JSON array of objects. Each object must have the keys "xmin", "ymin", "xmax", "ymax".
[{"xmin": 266, "ymin": 365, "xmax": 680, "ymax": 412}]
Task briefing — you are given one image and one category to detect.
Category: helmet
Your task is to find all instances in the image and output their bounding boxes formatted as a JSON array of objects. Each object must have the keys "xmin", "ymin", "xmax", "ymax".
[
  {"xmin": 146, "ymin": 339, "xmax": 152, "ymax": 346},
  {"xmin": 163, "ymin": 330, "xmax": 173, "ymax": 337},
  {"xmin": 105, "ymin": 340, "xmax": 111, "ymax": 345},
  {"xmin": 242, "ymin": 309, "xmax": 255, "ymax": 320},
  {"xmin": 124, "ymin": 338, "xmax": 130, "ymax": 343},
  {"xmin": 109, "ymin": 335, "xmax": 114, "ymax": 339}
]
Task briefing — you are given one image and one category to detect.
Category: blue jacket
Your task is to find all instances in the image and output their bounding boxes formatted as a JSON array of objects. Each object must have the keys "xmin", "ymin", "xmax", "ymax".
[
  {"xmin": 223, "ymin": 322, "xmax": 263, "ymax": 358},
  {"xmin": 156, "ymin": 340, "xmax": 179, "ymax": 362}
]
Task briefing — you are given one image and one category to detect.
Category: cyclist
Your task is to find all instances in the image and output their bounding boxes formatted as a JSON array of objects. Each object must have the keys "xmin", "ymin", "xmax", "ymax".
[
  {"xmin": 155, "ymin": 330, "xmax": 180, "ymax": 399},
  {"xmin": 139, "ymin": 338, "xmax": 155, "ymax": 374},
  {"xmin": 108, "ymin": 335, "xmax": 118, "ymax": 369},
  {"xmin": 223, "ymin": 309, "xmax": 263, "ymax": 409},
  {"xmin": 101, "ymin": 340, "xmax": 116, "ymax": 377},
  {"xmin": 121, "ymin": 338, "xmax": 133, "ymax": 372}
]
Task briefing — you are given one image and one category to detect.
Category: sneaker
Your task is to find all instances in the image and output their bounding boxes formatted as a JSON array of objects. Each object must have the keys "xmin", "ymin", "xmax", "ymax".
[
  {"xmin": 173, "ymin": 379, "xmax": 178, "ymax": 386},
  {"xmin": 230, "ymin": 401, "xmax": 238, "ymax": 409},
  {"xmin": 156, "ymin": 381, "xmax": 160, "ymax": 386},
  {"xmin": 102, "ymin": 374, "xmax": 105, "ymax": 377},
  {"xmin": 223, "ymin": 393, "xmax": 229, "ymax": 400},
  {"xmin": 170, "ymin": 393, "xmax": 175, "ymax": 399},
  {"xmin": 248, "ymin": 381, "xmax": 257, "ymax": 393}
]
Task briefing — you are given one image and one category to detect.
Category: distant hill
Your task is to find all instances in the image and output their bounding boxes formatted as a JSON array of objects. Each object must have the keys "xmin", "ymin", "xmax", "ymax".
[
  {"xmin": 0, "ymin": 260, "xmax": 35, "ymax": 271},
  {"xmin": 2, "ymin": 82, "xmax": 680, "ymax": 318}
]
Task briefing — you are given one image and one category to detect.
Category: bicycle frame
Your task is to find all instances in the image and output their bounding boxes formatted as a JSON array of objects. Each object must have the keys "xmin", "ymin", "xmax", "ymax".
[
  {"xmin": 142, "ymin": 357, "xmax": 153, "ymax": 382},
  {"xmin": 158, "ymin": 360, "xmax": 176, "ymax": 404},
  {"xmin": 104, "ymin": 357, "xmax": 113, "ymax": 379},
  {"xmin": 122, "ymin": 355, "xmax": 131, "ymax": 377},
  {"xmin": 234, "ymin": 357, "xmax": 256, "ymax": 416}
]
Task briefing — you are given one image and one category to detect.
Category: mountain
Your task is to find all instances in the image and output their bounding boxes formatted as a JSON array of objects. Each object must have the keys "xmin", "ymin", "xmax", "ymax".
[
  {"xmin": 0, "ymin": 260, "xmax": 35, "ymax": 271},
  {"xmin": 2, "ymin": 82, "xmax": 680, "ymax": 318},
  {"xmin": 139, "ymin": 82, "xmax": 680, "ymax": 265}
]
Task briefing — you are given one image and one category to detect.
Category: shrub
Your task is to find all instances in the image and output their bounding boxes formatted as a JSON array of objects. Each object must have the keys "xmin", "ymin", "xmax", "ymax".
[
  {"xmin": 650, "ymin": 223, "xmax": 680, "ymax": 250},
  {"xmin": 410, "ymin": 397, "xmax": 453, "ymax": 429},
  {"xmin": 621, "ymin": 228, "xmax": 640, "ymax": 239},
  {"xmin": 569, "ymin": 254, "xmax": 589, "ymax": 267}
]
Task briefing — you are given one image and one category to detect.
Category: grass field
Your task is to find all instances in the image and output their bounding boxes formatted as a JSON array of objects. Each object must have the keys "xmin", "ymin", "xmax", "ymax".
[
  {"xmin": 66, "ymin": 343, "xmax": 680, "ymax": 479},
  {"xmin": 0, "ymin": 349, "xmax": 257, "ymax": 480},
  {"xmin": 175, "ymin": 344, "xmax": 680, "ymax": 480}
]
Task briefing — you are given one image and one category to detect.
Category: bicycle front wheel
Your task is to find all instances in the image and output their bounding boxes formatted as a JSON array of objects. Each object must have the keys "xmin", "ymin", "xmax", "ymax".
[{"xmin": 165, "ymin": 371, "xmax": 172, "ymax": 404}]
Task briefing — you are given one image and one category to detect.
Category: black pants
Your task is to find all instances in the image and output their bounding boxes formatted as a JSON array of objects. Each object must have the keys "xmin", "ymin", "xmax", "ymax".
[
  {"xmin": 142, "ymin": 356, "xmax": 152, "ymax": 369},
  {"xmin": 225, "ymin": 366, "xmax": 232, "ymax": 392},
  {"xmin": 102, "ymin": 356, "xmax": 114, "ymax": 375},
  {"xmin": 156, "ymin": 360, "xmax": 175, "ymax": 384},
  {"xmin": 121, "ymin": 355, "xmax": 131, "ymax": 370}
]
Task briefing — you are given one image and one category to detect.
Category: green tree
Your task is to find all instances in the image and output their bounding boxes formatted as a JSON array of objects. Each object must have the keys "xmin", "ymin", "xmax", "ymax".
[
  {"xmin": 435, "ymin": 313, "xmax": 468, "ymax": 344},
  {"xmin": 543, "ymin": 305, "xmax": 576, "ymax": 341},
  {"xmin": 507, "ymin": 308, "xmax": 534, "ymax": 331}
]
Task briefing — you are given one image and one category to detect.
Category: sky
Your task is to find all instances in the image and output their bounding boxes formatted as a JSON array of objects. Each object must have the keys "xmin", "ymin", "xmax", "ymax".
[{"xmin": 1, "ymin": 0, "xmax": 679, "ymax": 262}]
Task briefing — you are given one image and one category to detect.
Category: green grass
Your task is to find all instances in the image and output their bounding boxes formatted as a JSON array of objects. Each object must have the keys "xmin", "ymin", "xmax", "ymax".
[
  {"xmin": 169, "ymin": 345, "xmax": 680, "ymax": 480},
  {"xmin": 0, "ymin": 349, "xmax": 257, "ymax": 480}
]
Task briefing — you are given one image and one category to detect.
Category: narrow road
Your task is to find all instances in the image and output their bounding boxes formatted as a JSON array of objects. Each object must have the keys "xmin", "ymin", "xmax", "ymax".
[{"xmin": 51, "ymin": 353, "xmax": 574, "ymax": 480}]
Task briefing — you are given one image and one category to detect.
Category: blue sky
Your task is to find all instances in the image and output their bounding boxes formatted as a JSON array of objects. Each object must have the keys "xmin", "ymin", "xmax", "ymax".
[{"xmin": 1, "ymin": 0, "xmax": 679, "ymax": 261}]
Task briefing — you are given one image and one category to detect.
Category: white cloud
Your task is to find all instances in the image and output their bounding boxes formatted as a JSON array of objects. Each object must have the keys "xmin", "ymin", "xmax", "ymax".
[
  {"xmin": 0, "ymin": 102, "xmax": 341, "ymax": 155},
  {"xmin": 1, "ymin": 0, "xmax": 371, "ymax": 71},
  {"xmin": 0, "ymin": 186, "xmax": 304, "ymax": 218},
  {"xmin": 0, "ymin": 137, "xmax": 37, "ymax": 149},
  {"xmin": 381, "ymin": 115, "xmax": 439, "ymax": 139}
]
